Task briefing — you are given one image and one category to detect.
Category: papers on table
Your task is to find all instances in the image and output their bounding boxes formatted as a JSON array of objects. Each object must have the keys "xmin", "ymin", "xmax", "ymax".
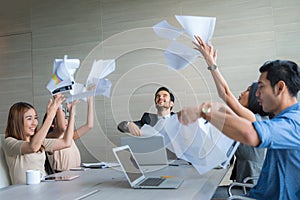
[
  {"xmin": 46, "ymin": 55, "xmax": 115, "ymax": 102},
  {"xmin": 153, "ymin": 15, "xmax": 216, "ymax": 70},
  {"xmin": 142, "ymin": 114, "xmax": 239, "ymax": 175},
  {"xmin": 81, "ymin": 162, "xmax": 120, "ymax": 169},
  {"xmin": 46, "ymin": 55, "xmax": 80, "ymax": 95}
]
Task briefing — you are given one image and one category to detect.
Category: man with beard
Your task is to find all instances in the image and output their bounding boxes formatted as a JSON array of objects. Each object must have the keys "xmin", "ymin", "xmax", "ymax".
[{"xmin": 117, "ymin": 86, "xmax": 175, "ymax": 136}]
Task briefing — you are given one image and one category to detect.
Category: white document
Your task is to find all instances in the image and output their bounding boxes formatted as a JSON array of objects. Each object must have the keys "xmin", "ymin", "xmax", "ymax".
[
  {"xmin": 81, "ymin": 162, "xmax": 119, "ymax": 168},
  {"xmin": 66, "ymin": 78, "xmax": 112, "ymax": 102},
  {"xmin": 175, "ymin": 15, "xmax": 216, "ymax": 44},
  {"xmin": 139, "ymin": 120, "xmax": 174, "ymax": 155},
  {"xmin": 46, "ymin": 55, "xmax": 80, "ymax": 94},
  {"xmin": 140, "ymin": 124, "xmax": 161, "ymax": 137},
  {"xmin": 159, "ymin": 114, "xmax": 238, "ymax": 174},
  {"xmin": 86, "ymin": 59, "xmax": 115, "ymax": 86},
  {"xmin": 164, "ymin": 41, "xmax": 200, "ymax": 70},
  {"xmin": 152, "ymin": 20, "xmax": 185, "ymax": 40},
  {"xmin": 153, "ymin": 15, "xmax": 216, "ymax": 70},
  {"xmin": 66, "ymin": 59, "xmax": 115, "ymax": 102}
]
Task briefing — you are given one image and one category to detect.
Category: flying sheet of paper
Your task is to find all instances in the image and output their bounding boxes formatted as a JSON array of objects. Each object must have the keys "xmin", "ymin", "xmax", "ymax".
[
  {"xmin": 140, "ymin": 124, "xmax": 161, "ymax": 137},
  {"xmin": 164, "ymin": 41, "xmax": 200, "ymax": 70},
  {"xmin": 46, "ymin": 55, "xmax": 80, "ymax": 94},
  {"xmin": 86, "ymin": 59, "xmax": 115, "ymax": 86},
  {"xmin": 175, "ymin": 15, "xmax": 216, "ymax": 44},
  {"xmin": 154, "ymin": 114, "xmax": 239, "ymax": 174},
  {"xmin": 153, "ymin": 15, "xmax": 215, "ymax": 70},
  {"xmin": 66, "ymin": 59, "xmax": 115, "ymax": 102},
  {"xmin": 152, "ymin": 20, "xmax": 185, "ymax": 40},
  {"xmin": 66, "ymin": 78, "xmax": 112, "ymax": 102}
]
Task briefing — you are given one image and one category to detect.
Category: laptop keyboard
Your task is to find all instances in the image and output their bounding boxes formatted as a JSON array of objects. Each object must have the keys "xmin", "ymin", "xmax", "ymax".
[{"xmin": 139, "ymin": 178, "xmax": 165, "ymax": 186}]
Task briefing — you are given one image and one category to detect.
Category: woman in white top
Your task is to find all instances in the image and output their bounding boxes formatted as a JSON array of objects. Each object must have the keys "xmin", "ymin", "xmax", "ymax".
[{"xmin": 3, "ymin": 94, "xmax": 78, "ymax": 184}]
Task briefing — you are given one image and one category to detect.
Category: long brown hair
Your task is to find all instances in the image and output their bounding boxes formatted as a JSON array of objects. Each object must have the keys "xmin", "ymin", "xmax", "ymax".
[{"xmin": 5, "ymin": 102, "xmax": 37, "ymax": 140}]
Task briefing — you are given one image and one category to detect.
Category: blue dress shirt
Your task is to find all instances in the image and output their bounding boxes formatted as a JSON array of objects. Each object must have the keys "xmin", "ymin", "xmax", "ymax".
[{"xmin": 249, "ymin": 103, "xmax": 300, "ymax": 200}]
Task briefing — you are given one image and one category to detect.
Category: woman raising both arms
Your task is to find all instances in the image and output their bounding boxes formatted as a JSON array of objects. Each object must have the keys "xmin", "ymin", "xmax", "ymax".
[{"xmin": 3, "ymin": 94, "xmax": 79, "ymax": 184}]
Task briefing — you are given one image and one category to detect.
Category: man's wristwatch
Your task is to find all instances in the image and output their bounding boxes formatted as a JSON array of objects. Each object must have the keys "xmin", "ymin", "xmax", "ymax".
[
  {"xmin": 201, "ymin": 107, "xmax": 211, "ymax": 114},
  {"xmin": 208, "ymin": 64, "xmax": 217, "ymax": 71}
]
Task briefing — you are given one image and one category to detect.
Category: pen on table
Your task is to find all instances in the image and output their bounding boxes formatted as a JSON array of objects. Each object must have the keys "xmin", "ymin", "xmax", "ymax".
[
  {"xmin": 168, "ymin": 163, "xmax": 179, "ymax": 166},
  {"xmin": 161, "ymin": 175, "xmax": 175, "ymax": 179}
]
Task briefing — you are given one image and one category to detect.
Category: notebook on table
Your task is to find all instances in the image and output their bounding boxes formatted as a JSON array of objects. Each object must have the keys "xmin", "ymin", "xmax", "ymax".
[
  {"xmin": 112, "ymin": 145, "xmax": 183, "ymax": 189},
  {"xmin": 120, "ymin": 135, "xmax": 168, "ymax": 165},
  {"xmin": 42, "ymin": 174, "xmax": 79, "ymax": 181}
]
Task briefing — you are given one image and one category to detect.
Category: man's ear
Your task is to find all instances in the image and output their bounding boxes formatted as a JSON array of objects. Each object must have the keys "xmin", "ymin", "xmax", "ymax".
[
  {"xmin": 170, "ymin": 101, "xmax": 174, "ymax": 108},
  {"xmin": 276, "ymin": 80, "xmax": 286, "ymax": 95}
]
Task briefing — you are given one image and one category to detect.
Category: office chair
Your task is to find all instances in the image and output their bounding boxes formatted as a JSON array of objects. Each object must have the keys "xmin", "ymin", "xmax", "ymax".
[
  {"xmin": 226, "ymin": 176, "xmax": 258, "ymax": 200},
  {"xmin": 0, "ymin": 135, "xmax": 11, "ymax": 188}
]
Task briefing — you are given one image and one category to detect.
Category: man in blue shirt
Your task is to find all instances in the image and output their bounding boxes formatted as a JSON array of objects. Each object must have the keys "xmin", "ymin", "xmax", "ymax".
[{"xmin": 178, "ymin": 60, "xmax": 300, "ymax": 199}]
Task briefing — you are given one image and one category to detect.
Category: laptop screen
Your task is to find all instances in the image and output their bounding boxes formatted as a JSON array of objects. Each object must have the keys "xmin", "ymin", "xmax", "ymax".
[
  {"xmin": 114, "ymin": 146, "xmax": 144, "ymax": 183},
  {"xmin": 120, "ymin": 135, "xmax": 168, "ymax": 165}
]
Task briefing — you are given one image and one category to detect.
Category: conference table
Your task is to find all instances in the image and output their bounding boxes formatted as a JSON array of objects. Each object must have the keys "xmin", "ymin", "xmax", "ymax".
[{"xmin": 0, "ymin": 164, "xmax": 228, "ymax": 200}]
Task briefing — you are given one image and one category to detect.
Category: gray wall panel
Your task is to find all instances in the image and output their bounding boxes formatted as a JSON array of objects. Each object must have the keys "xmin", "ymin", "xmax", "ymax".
[{"xmin": 0, "ymin": 0, "xmax": 299, "ymax": 163}]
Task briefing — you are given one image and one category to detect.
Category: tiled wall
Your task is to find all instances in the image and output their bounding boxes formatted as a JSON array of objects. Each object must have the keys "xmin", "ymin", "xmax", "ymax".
[{"xmin": 0, "ymin": 0, "xmax": 300, "ymax": 162}]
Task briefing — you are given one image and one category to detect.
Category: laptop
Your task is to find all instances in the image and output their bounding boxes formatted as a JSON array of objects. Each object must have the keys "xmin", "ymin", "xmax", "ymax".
[
  {"xmin": 219, "ymin": 141, "xmax": 240, "ymax": 168},
  {"xmin": 112, "ymin": 145, "xmax": 184, "ymax": 189},
  {"xmin": 120, "ymin": 135, "xmax": 168, "ymax": 165}
]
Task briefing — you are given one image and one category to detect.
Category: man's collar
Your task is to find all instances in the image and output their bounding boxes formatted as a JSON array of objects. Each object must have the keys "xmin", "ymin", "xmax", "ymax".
[{"xmin": 157, "ymin": 113, "xmax": 171, "ymax": 120}]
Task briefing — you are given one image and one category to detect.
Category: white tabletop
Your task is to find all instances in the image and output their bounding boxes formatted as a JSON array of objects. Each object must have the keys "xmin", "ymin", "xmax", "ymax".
[{"xmin": 0, "ymin": 165, "xmax": 227, "ymax": 200}]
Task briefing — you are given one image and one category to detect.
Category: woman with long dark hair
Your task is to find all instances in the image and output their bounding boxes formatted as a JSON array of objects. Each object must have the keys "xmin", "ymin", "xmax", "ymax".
[{"xmin": 3, "ymin": 94, "xmax": 78, "ymax": 184}]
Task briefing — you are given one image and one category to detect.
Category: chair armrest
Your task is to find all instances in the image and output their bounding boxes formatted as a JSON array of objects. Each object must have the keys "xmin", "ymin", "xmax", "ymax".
[
  {"xmin": 227, "ymin": 195, "xmax": 255, "ymax": 200},
  {"xmin": 227, "ymin": 182, "xmax": 254, "ymax": 197},
  {"xmin": 243, "ymin": 176, "xmax": 259, "ymax": 184},
  {"xmin": 241, "ymin": 176, "xmax": 258, "ymax": 194}
]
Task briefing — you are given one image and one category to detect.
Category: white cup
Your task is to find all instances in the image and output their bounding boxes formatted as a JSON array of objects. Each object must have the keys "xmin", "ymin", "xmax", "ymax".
[{"xmin": 26, "ymin": 170, "xmax": 43, "ymax": 185}]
